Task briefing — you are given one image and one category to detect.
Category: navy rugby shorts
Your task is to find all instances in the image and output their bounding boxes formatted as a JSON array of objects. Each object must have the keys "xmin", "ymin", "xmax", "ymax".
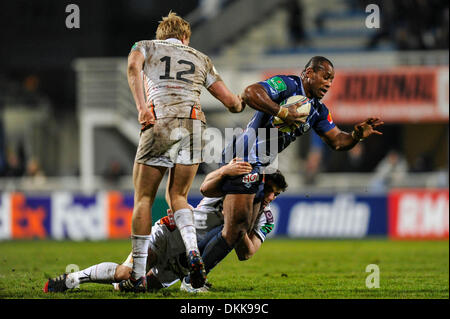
[{"xmin": 221, "ymin": 165, "xmax": 264, "ymax": 197}]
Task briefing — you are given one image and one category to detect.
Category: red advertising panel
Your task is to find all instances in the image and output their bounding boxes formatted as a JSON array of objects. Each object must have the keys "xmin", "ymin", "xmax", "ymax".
[
  {"xmin": 108, "ymin": 192, "xmax": 133, "ymax": 239},
  {"xmin": 388, "ymin": 189, "xmax": 449, "ymax": 239},
  {"xmin": 11, "ymin": 193, "xmax": 50, "ymax": 239},
  {"xmin": 263, "ymin": 67, "xmax": 449, "ymax": 123}
]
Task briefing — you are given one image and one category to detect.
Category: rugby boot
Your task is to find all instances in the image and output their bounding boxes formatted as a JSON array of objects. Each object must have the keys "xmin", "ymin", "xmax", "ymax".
[
  {"xmin": 180, "ymin": 277, "xmax": 211, "ymax": 293},
  {"xmin": 117, "ymin": 276, "xmax": 147, "ymax": 293},
  {"xmin": 43, "ymin": 273, "xmax": 69, "ymax": 293},
  {"xmin": 187, "ymin": 250, "xmax": 206, "ymax": 289}
]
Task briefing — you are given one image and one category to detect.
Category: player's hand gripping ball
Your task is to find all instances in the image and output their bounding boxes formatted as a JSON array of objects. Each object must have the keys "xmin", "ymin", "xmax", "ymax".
[{"xmin": 273, "ymin": 95, "xmax": 311, "ymax": 133}]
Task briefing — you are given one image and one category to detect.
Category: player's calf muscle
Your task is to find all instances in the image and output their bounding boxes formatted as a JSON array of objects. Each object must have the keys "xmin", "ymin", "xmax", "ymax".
[{"xmin": 131, "ymin": 203, "xmax": 152, "ymax": 234}]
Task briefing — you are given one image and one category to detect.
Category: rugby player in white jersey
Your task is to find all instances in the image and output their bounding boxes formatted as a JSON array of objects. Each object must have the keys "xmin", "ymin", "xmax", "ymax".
[
  {"xmin": 124, "ymin": 11, "xmax": 245, "ymax": 291},
  {"xmin": 43, "ymin": 159, "xmax": 286, "ymax": 293}
]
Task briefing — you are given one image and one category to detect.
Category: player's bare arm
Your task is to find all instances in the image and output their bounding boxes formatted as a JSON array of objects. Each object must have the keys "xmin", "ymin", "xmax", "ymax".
[
  {"xmin": 127, "ymin": 50, "xmax": 154, "ymax": 130},
  {"xmin": 200, "ymin": 158, "xmax": 252, "ymax": 197},
  {"xmin": 207, "ymin": 81, "xmax": 245, "ymax": 113},
  {"xmin": 242, "ymin": 83, "xmax": 308, "ymax": 125},
  {"xmin": 320, "ymin": 117, "xmax": 384, "ymax": 151},
  {"xmin": 234, "ymin": 232, "xmax": 263, "ymax": 261}
]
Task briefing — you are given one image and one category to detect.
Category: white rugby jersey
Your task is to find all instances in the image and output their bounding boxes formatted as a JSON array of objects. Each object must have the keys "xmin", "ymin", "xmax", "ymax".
[
  {"xmin": 193, "ymin": 196, "xmax": 275, "ymax": 242},
  {"xmin": 130, "ymin": 38, "xmax": 222, "ymax": 123}
]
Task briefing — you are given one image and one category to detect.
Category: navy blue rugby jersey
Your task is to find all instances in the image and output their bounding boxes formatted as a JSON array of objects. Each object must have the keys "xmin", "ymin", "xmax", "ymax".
[{"xmin": 221, "ymin": 75, "xmax": 335, "ymax": 166}]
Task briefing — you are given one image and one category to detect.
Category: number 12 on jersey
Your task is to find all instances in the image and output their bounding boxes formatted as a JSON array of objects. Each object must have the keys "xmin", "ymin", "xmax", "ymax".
[{"xmin": 159, "ymin": 56, "xmax": 195, "ymax": 84}]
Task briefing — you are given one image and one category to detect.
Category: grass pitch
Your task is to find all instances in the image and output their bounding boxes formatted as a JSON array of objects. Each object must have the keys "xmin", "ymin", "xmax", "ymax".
[{"xmin": 0, "ymin": 239, "xmax": 448, "ymax": 299}]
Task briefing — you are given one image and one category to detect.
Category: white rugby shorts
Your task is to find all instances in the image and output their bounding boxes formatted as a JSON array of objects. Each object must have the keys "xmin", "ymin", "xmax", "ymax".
[{"xmin": 135, "ymin": 118, "xmax": 205, "ymax": 167}]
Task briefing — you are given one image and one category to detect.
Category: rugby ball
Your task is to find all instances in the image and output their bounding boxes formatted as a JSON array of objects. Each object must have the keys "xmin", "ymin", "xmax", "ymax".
[{"xmin": 273, "ymin": 95, "xmax": 311, "ymax": 133}]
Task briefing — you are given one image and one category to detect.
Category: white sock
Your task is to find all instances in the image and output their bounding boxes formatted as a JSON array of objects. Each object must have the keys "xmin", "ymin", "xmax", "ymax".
[
  {"xmin": 174, "ymin": 208, "xmax": 199, "ymax": 254},
  {"xmin": 66, "ymin": 262, "xmax": 118, "ymax": 288},
  {"xmin": 131, "ymin": 234, "xmax": 151, "ymax": 279}
]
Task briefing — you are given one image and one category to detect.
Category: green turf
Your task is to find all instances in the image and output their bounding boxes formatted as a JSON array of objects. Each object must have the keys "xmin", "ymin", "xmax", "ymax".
[{"xmin": 0, "ymin": 239, "xmax": 448, "ymax": 299}]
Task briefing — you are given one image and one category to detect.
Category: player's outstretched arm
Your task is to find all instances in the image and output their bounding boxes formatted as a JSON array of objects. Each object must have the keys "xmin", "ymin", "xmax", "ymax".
[
  {"xmin": 242, "ymin": 83, "xmax": 307, "ymax": 125},
  {"xmin": 127, "ymin": 50, "xmax": 154, "ymax": 131},
  {"xmin": 200, "ymin": 158, "xmax": 252, "ymax": 197},
  {"xmin": 234, "ymin": 232, "xmax": 262, "ymax": 261},
  {"xmin": 320, "ymin": 117, "xmax": 384, "ymax": 151},
  {"xmin": 207, "ymin": 81, "xmax": 245, "ymax": 113}
]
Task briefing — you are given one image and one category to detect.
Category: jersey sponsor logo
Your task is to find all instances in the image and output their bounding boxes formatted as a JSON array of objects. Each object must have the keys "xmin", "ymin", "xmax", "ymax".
[
  {"xmin": 267, "ymin": 76, "xmax": 287, "ymax": 92},
  {"xmin": 263, "ymin": 209, "xmax": 274, "ymax": 224},
  {"xmin": 260, "ymin": 223, "xmax": 274, "ymax": 237},
  {"xmin": 242, "ymin": 173, "xmax": 259, "ymax": 188}
]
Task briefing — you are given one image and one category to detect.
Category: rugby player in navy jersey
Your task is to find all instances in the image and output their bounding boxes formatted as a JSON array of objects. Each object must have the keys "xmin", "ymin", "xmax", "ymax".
[{"xmin": 198, "ymin": 56, "xmax": 384, "ymax": 277}]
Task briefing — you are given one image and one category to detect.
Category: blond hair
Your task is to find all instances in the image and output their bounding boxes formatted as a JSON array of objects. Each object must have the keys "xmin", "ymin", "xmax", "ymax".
[{"xmin": 156, "ymin": 11, "xmax": 191, "ymax": 41}]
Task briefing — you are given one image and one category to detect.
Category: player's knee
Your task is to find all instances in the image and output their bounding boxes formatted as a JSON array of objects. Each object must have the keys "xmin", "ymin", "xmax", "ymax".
[
  {"xmin": 133, "ymin": 194, "xmax": 153, "ymax": 216},
  {"xmin": 135, "ymin": 193, "xmax": 153, "ymax": 204},
  {"xmin": 168, "ymin": 191, "xmax": 188, "ymax": 204},
  {"xmin": 133, "ymin": 194, "xmax": 154, "ymax": 215}
]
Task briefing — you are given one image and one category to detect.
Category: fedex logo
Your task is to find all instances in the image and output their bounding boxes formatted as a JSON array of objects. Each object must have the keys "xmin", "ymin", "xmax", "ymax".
[
  {"xmin": 10, "ymin": 193, "xmax": 51, "ymax": 239},
  {"xmin": 0, "ymin": 193, "xmax": 11, "ymax": 239},
  {"xmin": 51, "ymin": 192, "xmax": 107, "ymax": 240},
  {"xmin": 108, "ymin": 192, "xmax": 133, "ymax": 239}
]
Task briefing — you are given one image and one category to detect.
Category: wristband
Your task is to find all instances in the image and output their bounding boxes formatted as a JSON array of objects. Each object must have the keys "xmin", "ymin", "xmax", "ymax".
[
  {"xmin": 277, "ymin": 107, "xmax": 289, "ymax": 120},
  {"xmin": 351, "ymin": 130, "xmax": 364, "ymax": 142}
]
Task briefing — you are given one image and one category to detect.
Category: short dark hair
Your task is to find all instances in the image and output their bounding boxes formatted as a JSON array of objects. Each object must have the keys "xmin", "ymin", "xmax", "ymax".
[
  {"xmin": 265, "ymin": 170, "xmax": 288, "ymax": 192},
  {"xmin": 303, "ymin": 56, "xmax": 334, "ymax": 72}
]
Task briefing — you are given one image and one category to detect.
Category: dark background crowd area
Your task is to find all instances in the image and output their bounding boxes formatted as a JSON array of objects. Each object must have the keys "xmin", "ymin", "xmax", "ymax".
[
  {"xmin": 356, "ymin": 0, "xmax": 449, "ymax": 50},
  {"xmin": 1, "ymin": 0, "xmax": 448, "ymax": 111},
  {"xmin": 0, "ymin": 0, "xmax": 448, "ymax": 180}
]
